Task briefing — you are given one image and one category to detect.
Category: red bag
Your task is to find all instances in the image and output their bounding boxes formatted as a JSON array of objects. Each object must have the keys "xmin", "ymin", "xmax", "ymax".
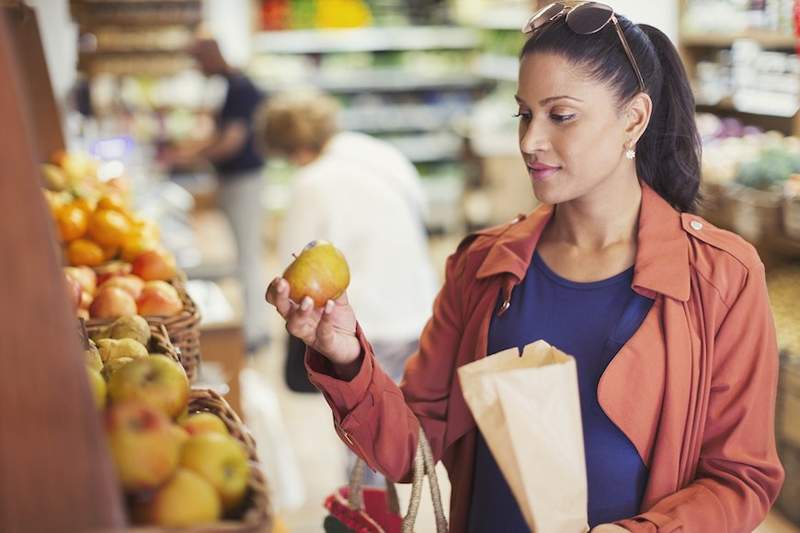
[{"xmin": 323, "ymin": 429, "xmax": 447, "ymax": 533}]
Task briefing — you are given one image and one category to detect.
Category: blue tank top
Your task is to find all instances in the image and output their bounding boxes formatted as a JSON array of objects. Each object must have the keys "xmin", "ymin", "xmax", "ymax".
[{"xmin": 468, "ymin": 251, "xmax": 653, "ymax": 531}]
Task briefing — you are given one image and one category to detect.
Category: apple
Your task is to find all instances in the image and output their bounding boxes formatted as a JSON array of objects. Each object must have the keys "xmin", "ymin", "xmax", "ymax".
[
  {"xmin": 180, "ymin": 413, "xmax": 229, "ymax": 437},
  {"xmin": 95, "ymin": 261, "xmax": 133, "ymax": 286},
  {"xmin": 64, "ymin": 274, "xmax": 82, "ymax": 311},
  {"xmin": 181, "ymin": 433, "xmax": 250, "ymax": 511},
  {"xmin": 105, "ymin": 402, "xmax": 181, "ymax": 492},
  {"xmin": 282, "ymin": 240, "xmax": 350, "ymax": 307},
  {"xmin": 132, "ymin": 249, "xmax": 177, "ymax": 282},
  {"xmin": 171, "ymin": 425, "xmax": 190, "ymax": 447},
  {"xmin": 87, "ymin": 367, "xmax": 106, "ymax": 409},
  {"xmin": 136, "ymin": 281, "xmax": 183, "ymax": 317},
  {"xmin": 101, "ymin": 275, "xmax": 144, "ymax": 300},
  {"xmin": 137, "ymin": 468, "xmax": 221, "ymax": 527},
  {"xmin": 63, "ymin": 266, "xmax": 96, "ymax": 296},
  {"xmin": 90, "ymin": 287, "xmax": 137, "ymax": 319},
  {"xmin": 107, "ymin": 355, "xmax": 189, "ymax": 419}
]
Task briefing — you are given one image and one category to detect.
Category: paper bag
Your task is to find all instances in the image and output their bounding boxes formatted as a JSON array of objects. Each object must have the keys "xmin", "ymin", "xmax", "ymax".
[{"xmin": 458, "ymin": 340, "xmax": 589, "ymax": 533}]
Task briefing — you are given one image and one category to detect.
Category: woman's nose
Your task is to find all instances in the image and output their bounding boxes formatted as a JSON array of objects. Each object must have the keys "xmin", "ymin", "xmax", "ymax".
[{"xmin": 519, "ymin": 122, "xmax": 550, "ymax": 154}]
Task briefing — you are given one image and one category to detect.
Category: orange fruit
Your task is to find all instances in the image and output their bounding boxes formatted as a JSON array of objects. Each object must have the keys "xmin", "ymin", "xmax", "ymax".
[
  {"xmin": 97, "ymin": 193, "xmax": 127, "ymax": 212},
  {"xmin": 102, "ymin": 244, "xmax": 120, "ymax": 261},
  {"xmin": 73, "ymin": 196, "xmax": 97, "ymax": 215},
  {"xmin": 67, "ymin": 239, "xmax": 104, "ymax": 267},
  {"xmin": 121, "ymin": 235, "xmax": 158, "ymax": 262},
  {"xmin": 57, "ymin": 203, "xmax": 89, "ymax": 242},
  {"xmin": 88, "ymin": 209, "xmax": 131, "ymax": 248}
]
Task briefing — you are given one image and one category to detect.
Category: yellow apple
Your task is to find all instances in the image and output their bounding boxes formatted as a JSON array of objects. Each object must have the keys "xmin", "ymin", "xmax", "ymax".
[
  {"xmin": 282, "ymin": 240, "xmax": 350, "ymax": 307},
  {"xmin": 138, "ymin": 468, "xmax": 221, "ymax": 527},
  {"xmin": 87, "ymin": 367, "xmax": 106, "ymax": 408},
  {"xmin": 180, "ymin": 433, "xmax": 250, "ymax": 511},
  {"xmin": 107, "ymin": 355, "xmax": 189, "ymax": 418},
  {"xmin": 105, "ymin": 402, "xmax": 181, "ymax": 491},
  {"xmin": 180, "ymin": 412, "xmax": 229, "ymax": 437}
]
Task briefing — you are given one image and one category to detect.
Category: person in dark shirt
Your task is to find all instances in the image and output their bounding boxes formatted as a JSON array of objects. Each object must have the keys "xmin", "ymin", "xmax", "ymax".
[{"xmin": 165, "ymin": 37, "xmax": 270, "ymax": 354}]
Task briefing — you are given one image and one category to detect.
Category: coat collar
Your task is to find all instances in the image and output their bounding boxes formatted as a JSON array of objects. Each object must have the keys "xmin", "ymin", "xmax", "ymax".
[{"xmin": 474, "ymin": 182, "xmax": 691, "ymax": 302}]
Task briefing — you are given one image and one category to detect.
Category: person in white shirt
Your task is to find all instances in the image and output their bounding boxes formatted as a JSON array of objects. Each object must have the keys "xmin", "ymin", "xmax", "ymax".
[{"xmin": 256, "ymin": 90, "xmax": 438, "ymax": 445}]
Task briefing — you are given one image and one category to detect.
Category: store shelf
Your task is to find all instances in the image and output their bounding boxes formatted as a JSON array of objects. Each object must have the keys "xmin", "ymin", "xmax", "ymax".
[
  {"xmin": 253, "ymin": 26, "xmax": 479, "ymax": 54},
  {"xmin": 696, "ymin": 94, "xmax": 800, "ymax": 119},
  {"xmin": 339, "ymin": 104, "xmax": 464, "ymax": 133},
  {"xmin": 257, "ymin": 69, "xmax": 483, "ymax": 93},
  {"xmin": 474, "ymin": 53, "xmax": 519, "ymax": 82},
  {"xmin": 474, "ymin": 6, "xmax": 529, "ymax": 31},
  {"xmin": 681, "ymin": 30, "xmax": 797, "ymax": 49},
  {"xmin": 386, "ymin": 133, "xmax": 462, "ymax": 163}
]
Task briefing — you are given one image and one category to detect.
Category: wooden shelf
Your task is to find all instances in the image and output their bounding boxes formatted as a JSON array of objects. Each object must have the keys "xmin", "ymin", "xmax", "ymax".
[{"xmin": 681, "ymin": 30, "xmax": 797, "ymax": 50}]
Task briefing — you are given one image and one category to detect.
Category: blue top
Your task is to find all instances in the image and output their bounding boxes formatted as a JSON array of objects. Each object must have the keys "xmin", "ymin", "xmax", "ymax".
[
  {"xmin": 215, "ymin": 73, "xmax": 265, "ymax": 176},
  {"xmin": 468, "ymin": 252, "xmax": 653, "ymax": 531}
]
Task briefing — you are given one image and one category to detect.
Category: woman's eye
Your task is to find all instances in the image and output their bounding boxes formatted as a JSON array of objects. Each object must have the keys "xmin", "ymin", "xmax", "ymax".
[
  {"xmin": 550, "ymin": 113, "xmax": 575, "ymax": 123},
  {"xmin": 513, "ymin": 111, "xmax": 532, "ymax": 121}
]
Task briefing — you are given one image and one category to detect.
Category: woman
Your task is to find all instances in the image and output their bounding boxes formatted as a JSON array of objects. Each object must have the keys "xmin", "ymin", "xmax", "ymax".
[{"xmin": 265, "ymin": 3, "xmax": 784, "ymax": 531}]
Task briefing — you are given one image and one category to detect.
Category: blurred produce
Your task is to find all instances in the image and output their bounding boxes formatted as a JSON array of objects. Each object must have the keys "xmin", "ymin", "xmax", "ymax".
[{"xmin": 767, "ymin": 266, "xmax": 800, "ymax": 355}]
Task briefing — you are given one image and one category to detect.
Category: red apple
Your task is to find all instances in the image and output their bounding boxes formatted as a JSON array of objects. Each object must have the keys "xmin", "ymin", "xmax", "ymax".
[
  {"xmin": 105, "ymin": 402, "xmax": 182, "ymax": 492},
  {"xmin": 136, "ymin": 281, "xmax": 183, "ymax": 317},
  {"xmin": 101, "ymin": 274, "xmax": 145, "ymax": 300},
  {"xmin": 63, "ymin": 266, "xmax": 97, "ymax": 296},
  {"xmin": 132, "ymin": 249, "xmax": 177, "ymax": 281},
  {"xmin": 90, "ymin": 286, "xmax": 137, "ymax": 319},
  {"xmin": 95, "ymin": 260, "xmax": 133, "ymax": 286}
]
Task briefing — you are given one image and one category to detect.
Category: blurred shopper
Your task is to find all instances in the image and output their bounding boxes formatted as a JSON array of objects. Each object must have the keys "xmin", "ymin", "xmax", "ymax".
[
  {"xmin": 256, "ymin": 90, "xmax": 438, "ymax": 484},
  {"xmin": 265, "ymin": 3, "xmax": 784, "ymax": 532},
  {"xmin": 164, "ymin": 37, "xmax": 270, "ymax": 354}
]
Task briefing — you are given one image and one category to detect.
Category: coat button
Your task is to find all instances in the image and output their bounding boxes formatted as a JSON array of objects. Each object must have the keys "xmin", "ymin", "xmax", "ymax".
[{"xmin": 690, "ymin": 220, "xmax": 703, "ymax": 231}]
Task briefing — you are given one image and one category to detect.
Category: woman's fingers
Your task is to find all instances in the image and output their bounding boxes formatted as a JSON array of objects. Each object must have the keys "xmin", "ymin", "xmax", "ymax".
[
  {"xmin": 265, "ymin": 277, "xmax": 295, "ymax": 318},
  {"xmin": 285, "ymin": 296, "xmax": 323, "ymax": 344}
]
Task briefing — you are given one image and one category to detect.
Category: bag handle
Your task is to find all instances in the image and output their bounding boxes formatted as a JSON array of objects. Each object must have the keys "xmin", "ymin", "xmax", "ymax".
[{"xmin": 347, "ymin": 427, "xmax": 448, "ymax": 532}]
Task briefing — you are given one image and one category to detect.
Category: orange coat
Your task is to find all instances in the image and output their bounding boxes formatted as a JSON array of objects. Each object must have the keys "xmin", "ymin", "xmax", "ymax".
[{"xmin": 306, "ymin": 183, "xmax": 784, "ymax": 532}]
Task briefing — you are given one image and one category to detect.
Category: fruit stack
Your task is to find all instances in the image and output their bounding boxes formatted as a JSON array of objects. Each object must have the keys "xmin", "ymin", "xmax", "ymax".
[{"xmin": 81, "ymin": 318, "xmax": 270, "ymax": 529}]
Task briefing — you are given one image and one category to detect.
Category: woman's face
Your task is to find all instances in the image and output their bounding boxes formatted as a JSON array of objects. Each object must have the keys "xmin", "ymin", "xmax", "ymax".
[{"xmin": 516, "ymin": 52, "xmax": 636, "ymax": 206}]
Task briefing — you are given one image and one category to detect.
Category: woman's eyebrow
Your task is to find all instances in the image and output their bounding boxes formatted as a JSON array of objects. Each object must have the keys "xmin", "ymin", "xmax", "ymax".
[{"xmin": 514, "ymin": 94, "xmax": 584, "ymax": 105}]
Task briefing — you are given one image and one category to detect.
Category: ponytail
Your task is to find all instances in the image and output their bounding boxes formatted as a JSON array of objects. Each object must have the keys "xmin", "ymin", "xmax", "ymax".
[{"xmin": 635, "ymin": 24, "xmax": 702, "ymax": 213}]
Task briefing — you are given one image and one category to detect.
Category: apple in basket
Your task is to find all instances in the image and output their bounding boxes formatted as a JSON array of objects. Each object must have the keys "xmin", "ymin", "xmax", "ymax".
[
  {"xmin": 100, "ymin": 274, "xmax": 145, "ymax": 300},
  {"xmin": 282, "ymin": 240, "xmax": 350, "ymax": 307},
  {"xmin": 134, "ymin": 468, "xmax": 222, "ymax": 527},
  {"xmin": 181, "ymin": 432, "xmax": 251, "ymax": 511},
  {"xmin": 90, "ymin": 286, "xmax": 137, "ymax": 319},
  {"xmin": 136, "ymin": 280, "xmax": 183, "ymax": 317},
  {"xmin": 107, "ymin": 355, "xmax": 189, "ymax": 419},
  {"xmin": 180, "ymin": 412, "xmax": 230, "ymax": 436},
  {"xmin": 105, "ymin": 402, "xmax": 182, "ymax": 491},
  {"xmin": 132, "ymin": 248, "xmax": 177, "ymax": 282}
]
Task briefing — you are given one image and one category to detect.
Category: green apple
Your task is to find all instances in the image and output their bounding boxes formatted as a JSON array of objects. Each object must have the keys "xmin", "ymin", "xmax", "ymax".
[
  {"xmin": 282, "ymin": 240, "xmax": 350, "ymax": 307},
  {"xmin": 107, "ymin": 355, "xmax": 189, "ymax": 418},
  {"xmin": 105, "ymin": 402, "xmax": 181, "ymax": 491},
  {"xmin": 180, "ymin": 433, "xmax": 250, "ymax": 511}
]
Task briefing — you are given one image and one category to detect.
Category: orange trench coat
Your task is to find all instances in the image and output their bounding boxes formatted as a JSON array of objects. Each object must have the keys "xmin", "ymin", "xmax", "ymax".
[{"xmin": 306, "ymin": 183, "xmax": 785, "ymax": 532}]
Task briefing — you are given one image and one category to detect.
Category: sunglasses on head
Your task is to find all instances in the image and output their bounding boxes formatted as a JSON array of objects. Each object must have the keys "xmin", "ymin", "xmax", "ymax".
[{"xmin": 522, "ymin": 1, "xmax": 645, "ymax": 93}]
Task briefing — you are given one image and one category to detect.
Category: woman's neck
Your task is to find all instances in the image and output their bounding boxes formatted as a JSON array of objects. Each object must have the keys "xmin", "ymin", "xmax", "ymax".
[{"xmin": 546, "ymin": 174, "xmax": 642, "ymax": 252}]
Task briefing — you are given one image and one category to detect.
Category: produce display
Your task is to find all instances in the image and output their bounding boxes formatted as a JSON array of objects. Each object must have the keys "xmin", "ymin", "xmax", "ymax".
[
  {"xmin": 767, "ymin": 267, "xmax": 800, "ymax": 356},
  {"xmin": 80, "ymin": 317, "xmax": 254, "ymax": 528}
]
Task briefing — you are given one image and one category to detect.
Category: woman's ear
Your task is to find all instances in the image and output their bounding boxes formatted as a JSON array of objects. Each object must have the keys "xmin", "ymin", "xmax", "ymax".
[{"xmin": 624, "ymin": 92, "xmax": 652, "ymax": 145}]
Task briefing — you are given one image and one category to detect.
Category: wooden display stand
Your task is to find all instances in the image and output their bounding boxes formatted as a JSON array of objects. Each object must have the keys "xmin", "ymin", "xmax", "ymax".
[{"xmin": 0, "ymin": 4, "xmax": 124, "ymax": 531}]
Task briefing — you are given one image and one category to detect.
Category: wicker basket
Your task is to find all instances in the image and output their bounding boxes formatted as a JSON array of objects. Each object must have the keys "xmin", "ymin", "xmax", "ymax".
[
  {"xmin": 85, "ymin": 321, "xmax": 181, "ymax": 367},
  {"xmin": 127, "ymin": 389, "xmax": 273, "ymax": 533},
  {"xmin": 782, "ymin": 195, "xmax": 800, "ymax": 241},
  {"xmin": 87, "ymin": 277, "xmax": 201, "ymax": 381}
]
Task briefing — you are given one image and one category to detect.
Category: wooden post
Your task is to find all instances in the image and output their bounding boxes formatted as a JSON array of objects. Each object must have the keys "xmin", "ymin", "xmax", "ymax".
[{"xmin": 0, "ymin": 9, "xmax": 125, "ymax": 532}]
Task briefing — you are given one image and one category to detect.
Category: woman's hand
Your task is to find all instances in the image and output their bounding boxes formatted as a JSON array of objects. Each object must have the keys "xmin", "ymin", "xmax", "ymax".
[
  {"xmin": 591, "ymin": 524, "xmax": 629, "ymax": 532},
  {"xmin": 265, "ymin": 277, "xmax": 361, "ymax": 375}
]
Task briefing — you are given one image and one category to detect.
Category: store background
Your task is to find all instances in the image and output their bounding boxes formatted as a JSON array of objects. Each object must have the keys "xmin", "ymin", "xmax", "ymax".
[{"xmin": 11, "ymin": 0, "xmax": 800, "ymax": 531}]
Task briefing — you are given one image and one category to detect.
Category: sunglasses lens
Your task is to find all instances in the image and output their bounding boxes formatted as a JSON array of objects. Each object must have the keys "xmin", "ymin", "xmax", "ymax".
[
  {"xmin": 525, "ymin": 2, "xmax": 565, "ymax": 32},
  {"xmin": 566, "ymin": 2, "xmax": 613, "ymax": 34}
]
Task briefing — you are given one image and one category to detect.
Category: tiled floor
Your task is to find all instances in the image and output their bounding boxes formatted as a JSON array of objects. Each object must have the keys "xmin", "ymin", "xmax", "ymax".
[{"xmin": 248, "ymin": 236, "xmax": 798, "ymax": 533}]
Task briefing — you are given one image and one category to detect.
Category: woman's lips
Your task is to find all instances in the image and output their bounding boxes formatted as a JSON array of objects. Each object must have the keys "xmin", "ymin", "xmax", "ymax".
[{"xmin": 528, "ymin": 163, "xmax": 561, "ymax": 181}]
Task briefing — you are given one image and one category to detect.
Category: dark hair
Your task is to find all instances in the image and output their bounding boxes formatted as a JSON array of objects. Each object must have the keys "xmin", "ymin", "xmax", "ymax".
[{"xmin": 521, "ymin": 16, "xmax": 701, "ymax": 213}]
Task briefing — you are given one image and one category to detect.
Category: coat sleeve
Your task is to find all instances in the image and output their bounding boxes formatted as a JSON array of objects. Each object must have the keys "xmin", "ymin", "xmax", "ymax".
[
  {"xmin": 304, "ymin": 244, "xmax": 469, "ymax": 482},
  {"xmin": 617, "ymin": 262, "xmax": 785, "ymax": 532}
]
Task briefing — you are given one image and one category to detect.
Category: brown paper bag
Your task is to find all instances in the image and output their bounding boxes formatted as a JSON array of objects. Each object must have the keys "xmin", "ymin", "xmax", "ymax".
[{"xmin": 458, "ymin": 340, "xmax": 589, "ymax": 533}]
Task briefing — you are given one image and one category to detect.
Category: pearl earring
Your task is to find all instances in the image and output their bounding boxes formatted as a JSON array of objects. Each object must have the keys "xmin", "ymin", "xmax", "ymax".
[{"xmin": 625, "ymin": 147, "xmax": 636, "ymax": 160}]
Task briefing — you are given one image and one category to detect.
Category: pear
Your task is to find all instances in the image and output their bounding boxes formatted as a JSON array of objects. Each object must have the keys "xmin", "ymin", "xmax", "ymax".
[
  {"xmin": 97, "ymin": 338, "xmax": 148, "ymax": 363},
  {"xmin": 282, "ymin": 240, "xmax": 350, "ymax": 307},
  {"xmin": 103, "ymin": 357, "xmax": 135, "ymax": 380},
  {"xmin": 87, "ymin": 367, "xmax": 106, "ymax": 409},
  {"xmin": 109, "ymin": 315, "xmax": 151, "ymax": 346},
  {"xmin": 85, "ymin": 345, "xmax": 103, "ymax": 372}
]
